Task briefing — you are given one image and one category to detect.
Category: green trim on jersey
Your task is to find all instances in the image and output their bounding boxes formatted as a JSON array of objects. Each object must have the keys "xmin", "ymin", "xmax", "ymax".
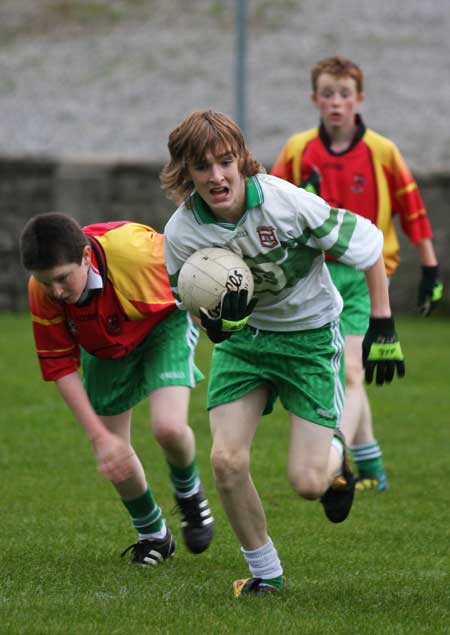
[
  {"xmin": 189, "ymin": 176, "xmax": 264, "ymax": 227},
  {"xmin": 328, "ymin": 210, "xmax": 358, "ymax": 259},
  {"xmin": 310, "ymin": 207, "xmax": 358, "ymax": 259},
  {"xmin": 244, "ymin": 242, "xmax": 322, "ymax": 292}
]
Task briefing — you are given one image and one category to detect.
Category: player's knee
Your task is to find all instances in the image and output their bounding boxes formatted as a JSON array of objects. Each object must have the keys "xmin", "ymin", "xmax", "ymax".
[
  {"xmin": 152, "ymin": 417, "xmax": 187, "ymax": 449},
  {"xmin": 288, "ymin": 467, "xmax": 326, "ymax": 500},
  {"xmin": 345, "ymin": 357, "xmax": 364, "ymax": 387},
  {"xmin": 211, "ymin": 446, "xmax": 249, "ymax": 489}
]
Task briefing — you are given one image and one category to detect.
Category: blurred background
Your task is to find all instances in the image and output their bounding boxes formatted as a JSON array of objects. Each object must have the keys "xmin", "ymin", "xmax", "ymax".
[{"xmin": 0, "ymin": 0, "xmax": 449, "ymax": 312}]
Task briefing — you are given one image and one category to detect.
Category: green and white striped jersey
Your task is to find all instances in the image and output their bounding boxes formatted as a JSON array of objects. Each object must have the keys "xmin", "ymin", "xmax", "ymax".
[{"xmin": 164, "ymin": 174, "xmax": 383, "ymax": 332}]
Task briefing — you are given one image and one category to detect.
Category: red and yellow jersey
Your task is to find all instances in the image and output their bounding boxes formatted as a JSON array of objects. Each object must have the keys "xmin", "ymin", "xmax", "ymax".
[
  {"xmin": 29, "ymin": 221, "xmax": 176, "ymax": 381},
  {"xmin": 271, "ymin": 118, "xmax": 432, "ymax": 275}
]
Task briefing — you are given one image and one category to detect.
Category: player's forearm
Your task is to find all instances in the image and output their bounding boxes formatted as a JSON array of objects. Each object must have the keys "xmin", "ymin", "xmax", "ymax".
[
  {"xmin": 364, "ymin": 255, "xmax": 391, "ymax": 318},
  {"xmin": 415, "ymin": 238, "xmax": 438, "ymax": 267},
  {"xmin": 55, "ymin": 372, "xmax": 108, "ymax": 443}
]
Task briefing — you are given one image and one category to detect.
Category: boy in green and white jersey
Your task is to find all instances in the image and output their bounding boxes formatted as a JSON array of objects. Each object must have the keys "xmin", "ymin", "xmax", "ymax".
[{"xmin": 161, "ymin": 110, "xmax": 405, "ymax": 597}]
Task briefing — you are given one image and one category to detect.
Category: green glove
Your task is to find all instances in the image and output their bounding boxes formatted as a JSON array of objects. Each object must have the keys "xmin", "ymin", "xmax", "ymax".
[
  {"xmin": 200, "ymin": 289, "xmax": 257, "ymax": 344},
  {"xmin": 417, "ymin": 265, "xmax": 443, "ymax": 316},
  {"xmin": 300, "ymin": 169, "xmax": 320, "ymax": 195},
  {"xmin": 362, "ymin": 317, "xmax": 405, "ymax": 385}
]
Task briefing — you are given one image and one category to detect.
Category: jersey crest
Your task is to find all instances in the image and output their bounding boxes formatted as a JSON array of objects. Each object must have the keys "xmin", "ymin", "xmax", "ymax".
[
  {"xmin": 351, "ymin": 173, "xmax": 366, "ymax": 193},
  {"xmin": 257, "ymin": 225, "xmax": 279, "ymax": 249}
]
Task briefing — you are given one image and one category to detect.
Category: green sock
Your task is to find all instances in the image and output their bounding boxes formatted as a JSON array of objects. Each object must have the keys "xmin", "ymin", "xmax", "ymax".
[
  {"xmin": 168, "ymin": 460, "xmax": 199, "ymax": 497},
  {"xmin": 357, "ymin": 457, "xmax": 384, "ymax": 479},
  {"xmin": 121, "ymin": 487, "xmax": 163, "ymax": 534},
  {"xmin": 262, "ymin": 575, "xmax": 284, "ymax": 590},
  {"xmin": 351, "ymin": 441, "xmax": 384, "ymax": 479}
]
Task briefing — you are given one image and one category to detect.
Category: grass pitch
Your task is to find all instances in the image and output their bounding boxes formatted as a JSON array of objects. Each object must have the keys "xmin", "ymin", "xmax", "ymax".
[{"xmin": 1, "ymin": 314, "xmax": 449, "ymax": 634}]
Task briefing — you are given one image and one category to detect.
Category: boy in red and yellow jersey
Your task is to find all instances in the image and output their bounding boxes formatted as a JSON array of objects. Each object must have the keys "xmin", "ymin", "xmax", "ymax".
[
  {"xmin": 20, "ymin": 213, "xmax": 214, "ymax": 565},
  {"xmin": 271, "ymin": 56, "xmax": 442, "ymax": 491}
]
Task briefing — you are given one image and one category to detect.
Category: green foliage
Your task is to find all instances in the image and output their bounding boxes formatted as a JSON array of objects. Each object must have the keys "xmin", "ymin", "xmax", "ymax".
[{"xmin": 1, "ymin": 314, "xmax": 449, "ymax": 634}]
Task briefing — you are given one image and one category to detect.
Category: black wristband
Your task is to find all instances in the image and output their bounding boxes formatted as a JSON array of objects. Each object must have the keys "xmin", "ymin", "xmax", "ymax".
[
  {"xmin": 206, "ymin": 329, "xmax": 231, "ymax": 344},
  {"xmin": 421, "ymin": 265, "xmax": 439, "ymax": 282},
  {"xmin": 368, "ymin": 316, "xmax": 395, "ymax": 335}
]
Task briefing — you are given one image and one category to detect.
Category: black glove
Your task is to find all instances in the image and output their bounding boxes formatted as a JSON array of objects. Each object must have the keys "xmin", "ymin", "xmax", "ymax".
[
  {"xmin": 362, "ymin": 317, "xmax": 405, "ymax": 385},
  {"xmin": 300, "ymin": 169, "xmax": 320, "ymax": 196},
  {"xmin": 417, "ymin": 265, "xmax": 443, "ymax": 317},
  {"xmin": 200, "ymin": 289, "xmax": 257, "ymax": 344}
]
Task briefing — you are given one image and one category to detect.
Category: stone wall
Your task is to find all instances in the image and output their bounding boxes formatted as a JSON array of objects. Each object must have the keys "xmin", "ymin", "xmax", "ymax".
[{"xmin": 1, "ymin": 156, "xmax": 449, "ymax": 315}]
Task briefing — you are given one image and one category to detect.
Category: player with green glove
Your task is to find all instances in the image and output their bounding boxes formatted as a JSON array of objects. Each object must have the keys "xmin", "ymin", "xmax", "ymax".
[
  {"xmin": 271, "ymin": 55, "xmax": 443, "ymax": 493},
  {"xmin": 161, "ymin": 109, "xmax": 406, "ymax": 598}
]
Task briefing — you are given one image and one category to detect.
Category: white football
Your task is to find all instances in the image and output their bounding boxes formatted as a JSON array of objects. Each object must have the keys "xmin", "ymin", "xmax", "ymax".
[{"xmin": 177, "ymin": 247, "xmax": 254, "ymax": 318}]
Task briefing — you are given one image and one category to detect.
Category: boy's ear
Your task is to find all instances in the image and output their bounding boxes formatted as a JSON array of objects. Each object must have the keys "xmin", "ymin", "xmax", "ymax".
[{"xmin": 82, "ymin": 244, "xmax": 92, "ymax": 265}]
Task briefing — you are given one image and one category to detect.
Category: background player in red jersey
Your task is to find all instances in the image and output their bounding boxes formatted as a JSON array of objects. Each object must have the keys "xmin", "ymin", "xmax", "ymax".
[
  {"xmin": 271, "ymin": 55, "xmax": 443, "ymax": 491},
  {"xmin": 19, "ymin": 213, "xmax": 213, "ymax": 565}
]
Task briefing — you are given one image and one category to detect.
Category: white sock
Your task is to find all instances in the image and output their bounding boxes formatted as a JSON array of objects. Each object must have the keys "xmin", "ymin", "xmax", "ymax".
[
  {"xmin": 139, "ymin": 519, "xmax": 167, "ymax": 541},
  {"xmin": 331, "ymin": 436, "xmax": 344, "ymax": 477},
  {"xmin": 240, "ymin": 537, "xmax": 283, "ymax": 579}
]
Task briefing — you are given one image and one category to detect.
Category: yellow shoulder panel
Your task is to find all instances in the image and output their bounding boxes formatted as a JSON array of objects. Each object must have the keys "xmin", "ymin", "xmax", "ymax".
[{"xmin": 284, "ymin": 128, "xmax": 319, "ymax": 184}]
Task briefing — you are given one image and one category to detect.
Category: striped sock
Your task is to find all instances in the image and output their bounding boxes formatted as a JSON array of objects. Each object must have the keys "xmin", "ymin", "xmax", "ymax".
[
  {"xmin": 121, "ymin": 487, "xmax": 164, "ymax": 536},
  {"xmin": 169, "ymin": 460, "xmax": 200, "ymax": 498},
  {"xmin": 350, "ymin": 441, "xmax": 384, "ymax": 479}
]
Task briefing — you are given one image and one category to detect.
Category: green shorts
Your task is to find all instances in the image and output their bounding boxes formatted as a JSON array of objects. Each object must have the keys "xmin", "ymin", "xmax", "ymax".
[
  {"xmin": 327, "ymin": 261, "xmax": 370, "ymax": 336},
  {"xmin": 208, "ymin": 321, "xmax": 345, "ymax": 428},
  {"xmin": 81, "ymin": 310, "xmax": 204, "ymax": 416}
]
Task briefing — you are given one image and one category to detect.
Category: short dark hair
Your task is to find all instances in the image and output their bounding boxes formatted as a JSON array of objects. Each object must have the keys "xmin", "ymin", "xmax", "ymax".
[{"xmin": 20, "ymin": 212, "xmax": 89, "ymax": 271}]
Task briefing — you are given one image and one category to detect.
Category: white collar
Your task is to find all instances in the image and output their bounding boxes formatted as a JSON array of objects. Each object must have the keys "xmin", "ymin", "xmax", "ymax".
[{"xmin": 86, "ymin": 264, "xmax": 103, "ymax": 290}]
